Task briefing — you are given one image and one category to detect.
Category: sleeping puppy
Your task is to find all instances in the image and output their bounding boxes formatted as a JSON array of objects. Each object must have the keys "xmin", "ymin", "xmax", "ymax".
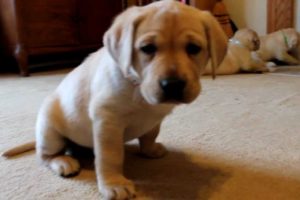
[
  {"xmin": 256, "ymin": 28, "xmax": 300, "ymax": 65},
  {"xmin": 2, "ymin": 1, "xmax": 227, "ymax": 199},
  {"xmin": 205, "ymin": 28, "xmax": 269, "ymax": 75}
]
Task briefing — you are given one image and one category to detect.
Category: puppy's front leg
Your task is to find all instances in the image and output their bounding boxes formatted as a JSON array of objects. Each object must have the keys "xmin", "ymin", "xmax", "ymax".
[
  {"xmin": 93, "ymin": 119, "xmax": 135, "ymax": 200},
  {"xmin": 139, "ymin": 124, "xmax": 167, "ymax": 158}
]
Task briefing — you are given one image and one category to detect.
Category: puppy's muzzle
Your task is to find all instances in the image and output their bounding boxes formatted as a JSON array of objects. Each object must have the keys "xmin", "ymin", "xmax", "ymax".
[
  {"xmin": 253, "ymin": 39, "xmax": 260, "ymax": 51},
  {"xmin": 159, "ymin": 77, "xmax": 186, "ymax": 102}
]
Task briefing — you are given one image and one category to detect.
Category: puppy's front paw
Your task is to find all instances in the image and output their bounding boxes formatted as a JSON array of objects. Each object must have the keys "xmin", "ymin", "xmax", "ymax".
[
  {"xmin": 140, "ymin": 142, "xmax": 167, "ymax": 158},
  {"xmin": 100, "ymin": 177, "xmax": 136, "ymax": 200},
  {"xmin": 266, "ymin": 62, "xmax": 277, "ymax": 72},
  {"xmin": 49, "ymin": 155, "xmax": 80, "ymax": 177}
]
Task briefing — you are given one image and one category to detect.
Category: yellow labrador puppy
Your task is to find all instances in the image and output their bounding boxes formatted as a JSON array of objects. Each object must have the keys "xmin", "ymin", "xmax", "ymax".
[
  {"xmin": 2, "ymin": 1, "xmax": 227, "ymax": 199},
  {"xmin": 256, "ymin": 28, "xmax": 300, "ymax": 65},
  {"xmin": 205, "ymin": 28, "xmax": 269, "ymax": 75}
]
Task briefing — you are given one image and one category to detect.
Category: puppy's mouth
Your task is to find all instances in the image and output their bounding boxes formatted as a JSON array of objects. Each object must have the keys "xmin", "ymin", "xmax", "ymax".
[{"xmin": 253, "ymin": 40, "xmax": 260, "ymax": 51}]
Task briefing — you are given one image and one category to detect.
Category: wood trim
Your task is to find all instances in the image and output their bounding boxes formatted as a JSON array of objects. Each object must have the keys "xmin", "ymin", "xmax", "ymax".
[
  {"xmin": 267, "ymin": 0, "xmax": 294, "ymax": 33},
  {"xmin": 189, "ymin": 0, "xmax": 217, "ymax": 11},
  {"xmin": 28, "ymin": 44, "xmax": 101, "ymax": 55}
]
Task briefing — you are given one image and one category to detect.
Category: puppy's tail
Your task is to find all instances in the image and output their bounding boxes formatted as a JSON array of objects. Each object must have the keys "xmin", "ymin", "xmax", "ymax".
[{"xmin": 2, "ymin": 141, "xmax": 36, "ymax": 157}]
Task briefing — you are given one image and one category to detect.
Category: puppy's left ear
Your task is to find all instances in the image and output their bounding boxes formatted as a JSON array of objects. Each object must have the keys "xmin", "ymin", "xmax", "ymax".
[
  {"xmin": 103, "ymin": 7, "xmax": 145, "ymax": 82},
  {"xmin": 201, "ymin": 11, "xmax": 228, "ymax": 79},
  {"xmin": 287, "ymin": 33, "xmax": 299, "ymax": 49}
]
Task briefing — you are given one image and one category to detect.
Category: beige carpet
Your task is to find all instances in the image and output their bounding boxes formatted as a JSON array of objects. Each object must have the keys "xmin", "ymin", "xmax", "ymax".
[{"xmin": 1, "ymin": 69, "xmax": 300, "ymax": 200}]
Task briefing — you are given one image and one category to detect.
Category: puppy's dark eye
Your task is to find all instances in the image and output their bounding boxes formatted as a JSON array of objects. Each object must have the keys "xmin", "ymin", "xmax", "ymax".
[
  {"xmin": 140, "ymin": 44, "xmax": 157, "ymax": 55},
  {"xmin": 186, "ymin": 43, "xmax": 201, "ymax": 55}
]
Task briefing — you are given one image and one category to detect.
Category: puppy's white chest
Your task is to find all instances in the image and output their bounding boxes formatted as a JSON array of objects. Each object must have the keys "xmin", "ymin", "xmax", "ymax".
[{"xmin": 123, "ymin": 107, "xmax": 171, "ymax": 141}]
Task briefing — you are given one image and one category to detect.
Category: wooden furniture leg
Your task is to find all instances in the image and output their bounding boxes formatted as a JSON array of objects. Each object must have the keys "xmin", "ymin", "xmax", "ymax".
[{"xmin": 14, "ymin": 44, "xmax": 29, "ymax": 76}]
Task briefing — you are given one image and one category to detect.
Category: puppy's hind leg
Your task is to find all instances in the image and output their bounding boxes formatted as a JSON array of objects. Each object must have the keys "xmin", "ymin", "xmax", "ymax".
[
  {"xmin": 278, "ymin": 52, "xmax": 300, "ymax": 65},
  {"xmin": 139, "ymin": 123, "xmax": 167, "ymax": 158},
  {"xmin": 36, "ymin": 125, "xmax": 80, "ymax": 178}
]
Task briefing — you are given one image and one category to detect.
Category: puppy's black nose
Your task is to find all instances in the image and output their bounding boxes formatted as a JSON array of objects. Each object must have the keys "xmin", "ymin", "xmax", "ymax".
[{"xmin": 159, "ymin": 77, "xmax": 186, "ymax": 101}]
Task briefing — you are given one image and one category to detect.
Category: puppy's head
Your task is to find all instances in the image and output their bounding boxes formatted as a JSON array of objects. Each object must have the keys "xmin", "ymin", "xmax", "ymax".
[
  {"xmin": 233, "ymin": 28, "xmax": 260, "ymax": 51},
  {"xmin": 104, "ymin": 1, "xmax": 227, "ymax": 105},
  {"xmin": 281, "ymin": 28, "xmax": 299, "ymax": 50}
]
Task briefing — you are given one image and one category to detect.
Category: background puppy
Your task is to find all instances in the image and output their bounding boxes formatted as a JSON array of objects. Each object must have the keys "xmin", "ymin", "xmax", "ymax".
[
  {"xmin": 291, "ymin": 32, "xmax": 300, "ymax": 61},
  {"xmin": 205, "ymin": 28, "xmax": 269, "ymax": 75},
  {"xmin": 2, "ymin": 1, "xmax": 227, "ymax": 199},
  {"xmin": 256, "ymin": 28, "xmax": 300, "ymax": 65}
]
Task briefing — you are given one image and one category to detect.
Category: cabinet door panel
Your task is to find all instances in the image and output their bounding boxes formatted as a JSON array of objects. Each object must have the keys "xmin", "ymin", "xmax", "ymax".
[
  {"xmin": 16, "ymin": 0, "xmax": 79, "ymax": 47},
  {"xmin": 78, "ymin": 0, "xmax": 122, "ymax": 45},
  {"xmin": 267, "ymin": 0, "xmax": 294, "ymax": 33}
]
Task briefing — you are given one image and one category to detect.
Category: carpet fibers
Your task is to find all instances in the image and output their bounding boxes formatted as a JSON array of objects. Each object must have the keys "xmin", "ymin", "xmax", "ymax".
[{"xmin": 1, "ymin": 69, "xmax": 300, "ymax": 200}]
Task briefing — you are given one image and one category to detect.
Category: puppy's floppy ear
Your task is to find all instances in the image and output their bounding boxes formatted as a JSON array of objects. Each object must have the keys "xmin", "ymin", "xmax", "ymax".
[
  {"xmin": 103, "ymin": 6, "xmax": 144, "ymax": 82},
  {"xmin": 201, "ymin": 11, "xmax": 228, "ymax": 79},
  {"xmin": 287, "ymin": 33, "xmax": 299, "ymax": 49}
]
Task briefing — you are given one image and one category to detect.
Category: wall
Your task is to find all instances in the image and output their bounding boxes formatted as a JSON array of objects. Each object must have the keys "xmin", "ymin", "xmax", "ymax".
[
  {"xmin": 296, "ymin": 0, "xmax": 300, "ymax": 31},
  {"xmin": 223, "ymin": 0, "xmax": 267, "ymax": 35},
  {"xmin": 224, "ymin": 0, "xmax": 300, "ymax": 34}
]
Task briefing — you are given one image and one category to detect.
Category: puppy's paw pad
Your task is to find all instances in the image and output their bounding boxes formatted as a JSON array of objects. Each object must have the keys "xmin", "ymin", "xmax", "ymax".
[
  {"xmin": 49, "ymin": 156, "xmax": 80, "ymax": 177},
  {"xmin": 101, "ymin": 180, "xmax": 136, "ymax": 200},
  {"xmin": 141, "ymin": 143, "xmax": 167, "ymax": 158}
]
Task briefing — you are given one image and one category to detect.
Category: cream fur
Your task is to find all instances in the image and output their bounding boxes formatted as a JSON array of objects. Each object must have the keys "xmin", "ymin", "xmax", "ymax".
[
  {"xmin": 256, "ymin": 28, "xmax": 300, "ymax": 65},
  {"xmin": 2, "ymin": 1, "xmax": 228, "ymax": 199},
  {"xmin": 205, "ymin": 28, "xmax": 270, "ymax": 75}
]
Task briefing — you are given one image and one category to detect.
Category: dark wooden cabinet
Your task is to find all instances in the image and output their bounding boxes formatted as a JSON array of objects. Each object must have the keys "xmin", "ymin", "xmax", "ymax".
[{"xmin": 0, "ymin": 0, "xmax": 122, "ymax": 76}]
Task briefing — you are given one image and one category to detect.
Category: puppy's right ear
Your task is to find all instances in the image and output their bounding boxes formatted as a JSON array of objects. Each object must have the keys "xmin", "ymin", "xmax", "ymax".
[{"xmin": 103, "ymin": 7, "xmax": 145, "ymax": 82}]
